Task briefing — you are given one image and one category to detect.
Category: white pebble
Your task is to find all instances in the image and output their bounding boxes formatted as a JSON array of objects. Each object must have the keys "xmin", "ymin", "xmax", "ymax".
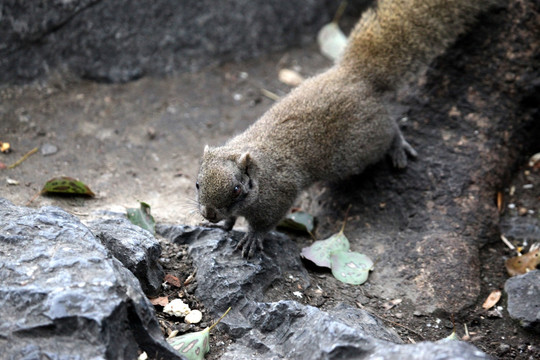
[
  {"xmin": 163, "ymin": 299, "xmax": 191, "ymax": 317},
  {"xmin": 185, "ymin": 310, "xmax": 203, "ymax": 324}
]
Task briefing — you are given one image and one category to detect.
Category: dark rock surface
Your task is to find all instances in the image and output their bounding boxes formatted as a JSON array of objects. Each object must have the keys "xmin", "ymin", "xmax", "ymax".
[
  {"xmin": 0, "ymin": 0, "xmax": 342, "ymax": 83},
  {"xmin": 504, "ymin": 270, "xmax": 540, "ymax": 334},
  {"xmin": 156, "ymin": 224, "xmax": 311, "ymax": 312},
  {"xmin": 0, "ymin": 198, "xmax": 182, "ymax": 360},
  {"xmin": 158, "ymin": 224, "xmax": 492, "ymax": 359},
  {"xmin": 87, "ymin": 217, "xmax": 165, "ymax": 297}
]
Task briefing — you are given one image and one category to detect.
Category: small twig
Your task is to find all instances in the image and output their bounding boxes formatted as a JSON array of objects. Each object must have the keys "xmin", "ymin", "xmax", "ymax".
[
  {"xmin": 260, "ymin": 88, "xmax": 280, "ymax": 101},
  {"xmin": 356, "ymin": 302, "xmax": 425, "ymax": 340},
  {"xmin": 208, "ymin": 307, "xmax": 231, "ymax": 332},
  {"xmin": 7, "ymin": 147, "xmax": 38, "ymax": 169},
  {"xmin": 500, "ymin": 234, "xmax": 518, "ymax": 254},
  {"xmin": 339, "ymin": 204, "xmax": 353, "ymax": 233},
  {"xmin": 332, "ymin": 1, "xmax": 348, "ymax": 24},
  {"xmin": 26, "ymin": 191, "xmax": 41, "ymax": 206}
]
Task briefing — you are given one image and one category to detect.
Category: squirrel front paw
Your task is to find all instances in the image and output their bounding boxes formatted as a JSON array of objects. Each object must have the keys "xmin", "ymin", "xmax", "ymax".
[
  {"xmin": 235, "ymin": 231, "xmax": 265, "ymax": 258},
  {"xmin": 200, "ymin": 216, "xmax": 236, "ymax": 231}
]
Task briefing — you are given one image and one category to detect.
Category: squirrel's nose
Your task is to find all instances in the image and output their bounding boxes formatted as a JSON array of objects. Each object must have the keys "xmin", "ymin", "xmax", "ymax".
[{"xmin": 200, "ymin": 206, "xmax": 218, "ymax": 222}]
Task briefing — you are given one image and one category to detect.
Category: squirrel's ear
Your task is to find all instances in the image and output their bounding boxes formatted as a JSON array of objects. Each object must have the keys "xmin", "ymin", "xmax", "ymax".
[
  {"xmin": 238, "ymin": 152, "xmax": 251, "ymax": 169},
  {"xmin": 203, "ymin": 145, "xmax": 210, "ymax": 154}
]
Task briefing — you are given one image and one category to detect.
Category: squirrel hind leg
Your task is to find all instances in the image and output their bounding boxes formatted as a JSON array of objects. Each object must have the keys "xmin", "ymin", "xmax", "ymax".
[{"xmin": 389, "ymin": 129, "xmax": 417, "ymax": 169}]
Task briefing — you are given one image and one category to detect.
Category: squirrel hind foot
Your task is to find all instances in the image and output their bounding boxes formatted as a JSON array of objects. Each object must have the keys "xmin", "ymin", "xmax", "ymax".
[
  {"xmin": 236, "ymin": 231, "xmax": 265, "ymax": 258},
  {"xmin": 389, "ymin": 131, "xmax": 417, "ymax": 169}
]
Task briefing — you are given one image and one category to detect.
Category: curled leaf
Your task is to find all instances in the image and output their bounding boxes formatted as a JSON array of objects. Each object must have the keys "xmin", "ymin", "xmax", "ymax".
[
  {"xmin": 167, "ymin": 328, "xmax": 210, "ymax": 360},
  {"xmin": 482, "ymin": 290, "xmax": 501, "ymax": 310},
  {"xmin": 127, "ymin": 202, "xmax": 155, "ymax": 235},
  {"xmin": 168, "ymin": 307, "xmax": 230, "ymax": 360},
  {"xmin": 278, "ymin": 210, "xmax": 315, "ymax": 234},
  {"xmin": 505, "ymin": 247, "xmax": 540, "ymax": 276},
  {"xmin": 41, "ymin": 176, "xmax": 95, "ymax": 197}
]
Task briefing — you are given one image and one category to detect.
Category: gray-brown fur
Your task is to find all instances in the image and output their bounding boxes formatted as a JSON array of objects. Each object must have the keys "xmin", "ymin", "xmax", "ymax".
[{"xmin": 196, "ymin": 0, "xmax": 496, "ymax": 257}]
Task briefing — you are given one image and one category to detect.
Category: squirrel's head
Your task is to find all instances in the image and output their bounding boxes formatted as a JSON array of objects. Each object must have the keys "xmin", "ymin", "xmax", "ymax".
[{"xmin": 196, "ymin": 145, "xmax": 255, "ymax": 222}]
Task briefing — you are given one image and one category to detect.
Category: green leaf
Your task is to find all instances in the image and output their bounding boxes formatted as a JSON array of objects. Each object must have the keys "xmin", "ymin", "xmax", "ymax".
[
  {"xmin": 300, "ymin": 231, "xmax": 350, "ymax": 268},
  {"xmin": 278, "ymin": 211, "xmax": 315, "ymax": 234},
  {"xmin": 441, "ymin": 330, "xmax": 460, "ymax": 342},
  {"xmin": 41, "ymin": 176, "xmax": 95, "ymax": 197},
  {"xmin": 167, "ymin": 328, "xmax": 210, "ymax": 360},
  {"xmin": 330, "ymin": 251, "xmax": 374, "ymax": 285},
  {"xmin": 127, "ymin": 202, "xmax": 155, "ymax": 235}
]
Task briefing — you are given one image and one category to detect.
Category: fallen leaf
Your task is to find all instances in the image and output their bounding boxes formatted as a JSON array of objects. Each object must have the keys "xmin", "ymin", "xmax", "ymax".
[
  {"xmin": 278, "ymin": 210, "xmax": 315, "ymax": 234},
  {"xmin": 505, "ymin": 247, "xmax": 540, "ymax": 276},
  {"xmin": 167, "ymin": 328, "xmax": 210, "ymax": 360},
  {"xmin": 301, "ymin": 230, "xmax": 350, "ymax": 268},
  {"xmin": 127, "ymin": 202, "xmax": 155, "ymax": 235},
  {"xmin": 442, "ymin": 331, "xmax": 460, "ymax": 342},
  {"xmin": 482, "ymin": 290, "xmax": 501, "ymax": 310},
  {"xmin": 150, "ymin": 296, "xmax": 169, "ymax": 307},
  {"xmin": 41, "ymin": 176, "xmax": 95, "ymax": 197},
  {"xmin": 164, "ymin": 274, "xmax": 182, "ymax": 288},
  {"xmin": 330, "ymin": 251, "xmax": 374, "ymax": 285},
  {"xmin": 167, "ymin": 307, "xmax": 230, "ymax": 360}
]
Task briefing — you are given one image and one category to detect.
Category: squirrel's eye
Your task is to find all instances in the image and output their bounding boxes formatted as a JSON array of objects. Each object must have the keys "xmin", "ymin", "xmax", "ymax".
[
  {"xmin": 233, "ymin": 185, "xmax": 241, "ymax": 197},
  {"xmin": 196, "ymin": 181, "xmax": 200, "ymax": 190}
]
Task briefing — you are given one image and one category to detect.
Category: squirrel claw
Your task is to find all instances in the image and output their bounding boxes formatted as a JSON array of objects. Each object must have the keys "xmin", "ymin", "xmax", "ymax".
[{"xmin": 236, "ymin": 232, "xmax": 264, "ymax": 258}]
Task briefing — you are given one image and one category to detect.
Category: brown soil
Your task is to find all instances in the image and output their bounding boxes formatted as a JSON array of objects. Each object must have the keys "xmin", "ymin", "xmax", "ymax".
[{"xmin": 1, "ymin": 34, "xmax": 538, "ymax": 360}]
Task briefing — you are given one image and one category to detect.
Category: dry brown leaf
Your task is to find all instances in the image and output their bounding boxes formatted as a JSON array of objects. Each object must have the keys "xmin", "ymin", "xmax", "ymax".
[
  {"xmin": 164, "ymin": 274, "xmax": 182, "ymax": 287},
  {"xmin": 497, "ymin": 191, "xmax": 503, "ymax": 213},
  {"xmin": 482, "ymin": 290, "xmax": 501, "ymax": 310},
  {"xmin": 150, "ymin": 296, "xmax": 169, "ymax": 307},
  {"xmin": 505, "ymin": 248, "xmax": 540, "ymax": 276}
]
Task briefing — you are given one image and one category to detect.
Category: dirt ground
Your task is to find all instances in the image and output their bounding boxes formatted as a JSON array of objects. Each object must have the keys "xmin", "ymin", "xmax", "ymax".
[{"xmin": 1, "ymin": 44, "xmax": 539, "ymax": 359}]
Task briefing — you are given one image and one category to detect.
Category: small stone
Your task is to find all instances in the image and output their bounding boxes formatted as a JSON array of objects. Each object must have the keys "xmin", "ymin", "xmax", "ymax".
[
  {"xmin": 41, "ymin": 143, "xmax": 58, "ymax": 156},
  {"xmin": 163, "ymin": 299, "xmax": 191, "ymax": 317},
  {"xmin": 498, "ymin": 343, "xmax": 510, "ymax": 355},
  {"xmin": 185, "ymin": 310, "xmax": 203, "ymax": 324},
  {"xmin": 6, "ymin": 178, "xmax": 19, "ymax": 185}
]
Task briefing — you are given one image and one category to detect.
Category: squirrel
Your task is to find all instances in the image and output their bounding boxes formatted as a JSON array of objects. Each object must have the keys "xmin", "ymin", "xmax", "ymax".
[{"xmin": 196, "ymin": 0, "xmax": 498, "ymax": 257}]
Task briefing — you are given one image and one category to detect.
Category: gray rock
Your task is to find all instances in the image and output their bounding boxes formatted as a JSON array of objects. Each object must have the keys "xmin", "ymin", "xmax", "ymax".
[
  {"xmin": 156, "ymin": 224, "xmax": 311, "ymax": 312},
  {"xmin": 219, "ymin": 300, "xmax": 490, "ymax": 360},
  {"xmin": 0, "ymin": 198, "xmax": 182, "ymax": 360},
  {"xmin": 158, "ymin": 224, "xmax": 491, "ymax": 359},
  {"xmin": 504, "ymin": 270, "xmax": 540, "ymax": 333},
  {"xmin": 87, "ymin": 217, "xmax": 165, "ymax": 297},
  {"xmin": 0, "ymin": 0, "xmax": 340, "ymax": 83}
]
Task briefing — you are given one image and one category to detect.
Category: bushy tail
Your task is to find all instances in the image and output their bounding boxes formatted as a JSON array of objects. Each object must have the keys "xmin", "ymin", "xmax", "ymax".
[{"xmin": 340, "ymin": 0, "xmax": 499, "ymax": 89}]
